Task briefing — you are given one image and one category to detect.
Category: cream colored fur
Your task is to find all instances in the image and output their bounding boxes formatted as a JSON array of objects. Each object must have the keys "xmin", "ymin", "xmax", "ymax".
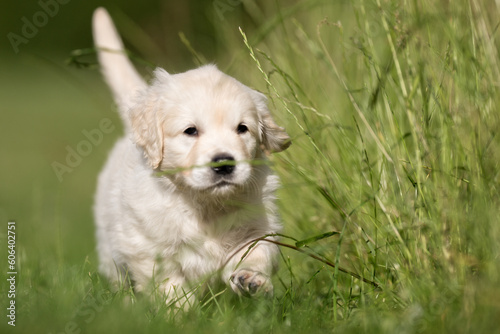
[{"xmin": 92, "ymin": 7, "xmax": 290, "ymax": 302}]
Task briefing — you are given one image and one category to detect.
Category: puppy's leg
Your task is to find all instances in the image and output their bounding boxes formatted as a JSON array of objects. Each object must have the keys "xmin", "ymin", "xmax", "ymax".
[
  {"xmin": 223, "ymin": 240, "xmax": 279, "ymax": 297},
  {"xmin": 158, "ymin": 276, "xmax": 197, "ymax": 310},
  {"xmin": 95, "ymin": 230, "xmax": 132, "ymax": 289}
]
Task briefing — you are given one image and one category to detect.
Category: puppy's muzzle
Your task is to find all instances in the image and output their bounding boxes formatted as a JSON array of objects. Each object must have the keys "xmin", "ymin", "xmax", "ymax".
[{"xmin": 211, "ymin": 154, "xmax": 235, "ymax": 176}]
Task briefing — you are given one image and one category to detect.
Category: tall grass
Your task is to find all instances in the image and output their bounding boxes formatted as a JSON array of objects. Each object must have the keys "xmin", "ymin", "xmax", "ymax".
[
  {"xmin": 239, "ymin": 0, "xmax": 500, "ymax": 332},
  {"xmin": 2, "ymin": 0, "xmax": 500, "ymax": 333}
]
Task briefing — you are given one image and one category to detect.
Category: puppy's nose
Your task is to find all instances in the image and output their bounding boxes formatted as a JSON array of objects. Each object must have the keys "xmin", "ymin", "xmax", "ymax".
[{"xmin": 211, "ymin": 155, "xmax": 235, "ymax": 176}]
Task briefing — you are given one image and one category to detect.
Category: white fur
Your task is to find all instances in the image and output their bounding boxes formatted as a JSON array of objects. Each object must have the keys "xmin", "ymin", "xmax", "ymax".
[{"xmin": 92, "ymin": 8, "xmax": 290, "ymax": 301}]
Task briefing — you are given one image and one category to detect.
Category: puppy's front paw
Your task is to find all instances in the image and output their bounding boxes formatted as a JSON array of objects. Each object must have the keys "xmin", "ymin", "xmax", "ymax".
[{"xmin": 230, "ymin": 269, "xmax": 273, "ymax": 297}]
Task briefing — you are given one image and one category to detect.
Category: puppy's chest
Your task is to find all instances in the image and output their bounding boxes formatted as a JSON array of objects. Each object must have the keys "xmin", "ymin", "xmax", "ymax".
[
  {"xmin": 178, "ymin": 215, "xmax": 246, "ymax": 255},
  {"xmin": 141, "ymin": 197, "xmax": 260, "ymax": 278},
  {"xmin": 144, "ymin": 208, "xmax": 245, "ymax": 272},
  {"xmin": 167, "ymin": 223, "xmax": 245, "ymax": 280}
]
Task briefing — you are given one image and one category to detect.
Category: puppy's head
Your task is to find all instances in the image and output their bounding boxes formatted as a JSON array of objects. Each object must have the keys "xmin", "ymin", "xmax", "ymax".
[{"xmin": 130, "ymin": 65, "xmax": 290, "ymax": 196}]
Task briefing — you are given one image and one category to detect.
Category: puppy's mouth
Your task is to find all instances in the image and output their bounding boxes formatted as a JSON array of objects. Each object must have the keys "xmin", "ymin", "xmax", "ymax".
[
  {"xmin": 211, "ymin": 179, "xmax": 237, "ymax": 189},
  {"xmin": 171, "ymin": 158, "xmax": 253, "ymax": 195},
  {"xmin": 203, "ymin": 179, "xmax": 241, "ymax": 194},
  {"xmin": 214, "ymin": 180, "xmax": 232, "ymax": 187}
]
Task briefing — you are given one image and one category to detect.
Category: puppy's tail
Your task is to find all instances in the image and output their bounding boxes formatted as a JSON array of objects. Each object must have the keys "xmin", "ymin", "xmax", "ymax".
[{"xmin": 92, "ymin": 8, "xmax": 146, "ymax": 125}]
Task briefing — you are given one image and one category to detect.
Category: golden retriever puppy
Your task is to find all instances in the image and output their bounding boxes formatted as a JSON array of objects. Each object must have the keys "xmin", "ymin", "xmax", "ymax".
[{"xmin": 92, "ymin": 8, "xmax": 290, "ymax": 302}]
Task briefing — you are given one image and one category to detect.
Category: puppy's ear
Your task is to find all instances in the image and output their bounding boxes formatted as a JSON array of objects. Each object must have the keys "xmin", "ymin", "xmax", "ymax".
[
  {"xmin": 251, "ymin": 91, "xmax": 291, "ymax": 153},
  {"xmin": 129, "ymin": 69, "xmax": 169, "ymax": 169}
]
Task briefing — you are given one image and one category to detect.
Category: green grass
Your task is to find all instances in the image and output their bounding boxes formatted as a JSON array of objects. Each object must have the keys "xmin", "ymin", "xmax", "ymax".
[{"xmin": 2, "ymin": 0, "xmax": 500, "ymax": 333}]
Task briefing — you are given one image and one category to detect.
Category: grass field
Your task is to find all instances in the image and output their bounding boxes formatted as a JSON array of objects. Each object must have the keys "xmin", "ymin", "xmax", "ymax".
[{"xmin": 2, "ymin": 0, "xmax": 500, "ymax": 333}]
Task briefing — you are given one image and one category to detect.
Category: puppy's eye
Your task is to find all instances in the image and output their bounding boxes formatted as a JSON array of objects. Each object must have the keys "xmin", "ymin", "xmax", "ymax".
[
  {"xmin": 237, "ymin": 123, "xmax": 248, "ymax": 134},
  {"xmin": 184, "ymin": 127, "xmax": 198, "ymax": 136}
]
